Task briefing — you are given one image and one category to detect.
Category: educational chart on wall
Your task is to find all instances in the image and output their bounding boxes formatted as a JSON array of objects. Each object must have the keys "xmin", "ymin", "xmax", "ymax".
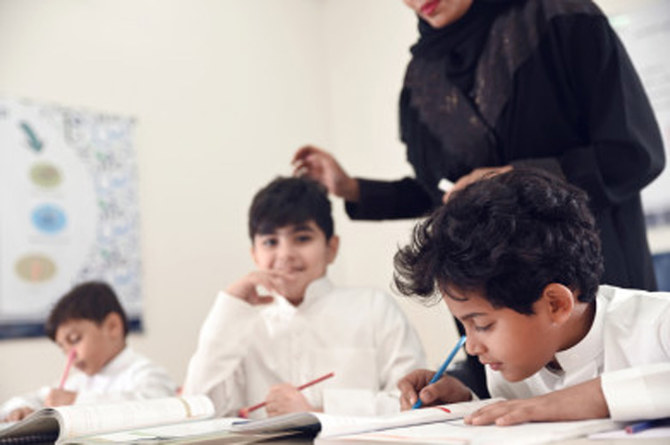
[{"xmin": 0, "ymin": 98, "xmax": 142, "ymax": 339}]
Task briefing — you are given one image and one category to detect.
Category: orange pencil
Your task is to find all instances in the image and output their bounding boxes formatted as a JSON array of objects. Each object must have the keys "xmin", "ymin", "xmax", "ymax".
[
  {"xmin": 58, "ymin": 349, "xmax": 77, "ymax": 389},
  {"xmin": 238, "ymin": 372, "xmax": 335, "ymax": 418}
]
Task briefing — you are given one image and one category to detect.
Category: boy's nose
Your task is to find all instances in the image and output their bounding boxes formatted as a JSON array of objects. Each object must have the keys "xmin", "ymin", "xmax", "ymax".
[
  {"xmin": 274, "ymin": 246, "xmax": 296, "ymax": 268},
  {"xmin": 276, "ymin": 242, "xmax": 296, "ymax": 258},
  {"xmin": 465, "ymin": 336, "xmax": 485, "ymax": 356}
]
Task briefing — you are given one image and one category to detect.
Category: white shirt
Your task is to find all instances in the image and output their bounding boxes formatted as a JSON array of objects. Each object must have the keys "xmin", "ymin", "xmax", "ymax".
[
  {"xmin": 1, "ymin": 346, "xmax": 177, "ymax": 417},
  {"xmin": 182, "ymin": 277, "xmax": 426, "ymax": 417},
  {"xmin": 487, "ymin": 285, "xmax": 670, "ymax": 421}
]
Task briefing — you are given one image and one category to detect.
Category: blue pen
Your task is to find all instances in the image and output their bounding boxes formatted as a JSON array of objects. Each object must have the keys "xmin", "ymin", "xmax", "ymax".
[
  {"xmin": 413, "ymin": 335, "xmax": 467, "ymax": 409},
  {"xmin": 625, "ymin": 418, "xmax": 670, "ymax": 434}
]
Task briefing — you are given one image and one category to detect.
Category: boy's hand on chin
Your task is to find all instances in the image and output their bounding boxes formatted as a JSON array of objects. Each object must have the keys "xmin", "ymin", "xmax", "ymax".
[
  {"xmin": 465, "ymin": 378, "xmax": 609, "ymax": 426},
  {"xmin": 44, "ymin": 388, "xmax": 77, "ymax": 407},
  {"xmin": 264, "ymin": 383, "xmax": 314, "ymax": 417},
  {"xmin": 226, "ymin": 271, "xmax": 295, "ymax": 305}
]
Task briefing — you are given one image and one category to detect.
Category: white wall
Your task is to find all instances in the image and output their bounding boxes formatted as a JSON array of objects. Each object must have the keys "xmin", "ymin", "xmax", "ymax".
[
  {"xmin": 0, "ymin": 0, "xmax": 333, "ymax": 401},
  {"xmin": 0, "ymin": 0, "xmax": 455, "ymax": 403},
  {"xmin": 0, "ymin": 0, "xmax": 664, "ymax": 403}
]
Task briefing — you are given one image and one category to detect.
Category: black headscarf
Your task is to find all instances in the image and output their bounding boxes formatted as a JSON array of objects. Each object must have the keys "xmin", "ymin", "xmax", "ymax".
[
  {"xmin": 409, "ymin": 0, "xmax": 515, "ymax": 92},
  {"xmin": 399, "ymin": 0, "xmax": 518, "ymax": 199}
]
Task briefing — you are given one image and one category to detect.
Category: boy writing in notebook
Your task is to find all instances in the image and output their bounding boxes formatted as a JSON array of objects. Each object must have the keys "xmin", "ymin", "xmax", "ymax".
[
  {"xmin": 0, "ymin": 281, "xmax": 177, "ymax": 421},
  {"xmin": 394, "ymin": 169, "xmax": 670, "ymax": 424},
  {"xmin": 182, "ymin": 177, "xmax": 426, "ymax": 418}
]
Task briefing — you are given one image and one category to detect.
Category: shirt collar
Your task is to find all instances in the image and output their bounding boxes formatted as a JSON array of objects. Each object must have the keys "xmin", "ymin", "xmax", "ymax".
[
  {"xmin": 300, "ymin": 276, "xmax": 334, "ymax": 308},
  {"xmin": 554, "ymin": 293, "xmax": 605, "ymax": 373},
  {"xmin": 98, "ymin": 345, "xmax": 133, "ymax": 376}
]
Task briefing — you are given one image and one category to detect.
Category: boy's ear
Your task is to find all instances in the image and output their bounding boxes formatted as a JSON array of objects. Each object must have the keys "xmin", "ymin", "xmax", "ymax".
[
  {"xmin": 102, "ymin": 312, "xmax": 124, "ymax": 339},
  {"xmin": 540, "ymin": 283, "xmax": 575, "ymax": 325},
  {"xmin": 250, "ymin": 244, "xmax": 258, "ymax": 266},
  {"xmin": 326, "ymin": 235, "xmax": 340, "ymax": 264}
]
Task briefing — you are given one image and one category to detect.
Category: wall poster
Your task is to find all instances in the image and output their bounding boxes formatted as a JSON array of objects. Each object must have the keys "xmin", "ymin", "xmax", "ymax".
[{"xmin": 0, "ymin": 97, "xmax": 142, "ymax": 339}]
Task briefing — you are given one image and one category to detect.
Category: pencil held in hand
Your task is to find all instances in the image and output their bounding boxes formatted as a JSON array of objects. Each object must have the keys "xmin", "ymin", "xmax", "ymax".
[
  {"xmin": 238, "ymin": 372, "xmax": 335, "ymax": 418},
  {"xmin": 413, "ymin": 335, "xmax": 466, "ymax": 409},
  {"xmin": 59, "ymin": 349, "xmax": 77, "ymax": 389}
]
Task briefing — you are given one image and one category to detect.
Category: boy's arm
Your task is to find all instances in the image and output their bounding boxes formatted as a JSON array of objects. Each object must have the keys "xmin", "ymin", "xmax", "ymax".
[
  {"xmin": 74, "ymin": 359, "xmax": 177, "ymax": 405},
  {"xmin": 465, "ymin": 362, "xmax": 670, "ymax": 425},
  {"xmin": 601, "ymin": 362, "xmax": 670, "ymax": 421},
  {"xmin": 361, "ymin": 292, "xmax": 430, "ymax": 414},
  {"xmin": 181, "ymin": 291, "xmax": 260, "ymax": 416},
  {"xmin": 465, "ymin": 377, "xmax": 608, "ymax": 426},
  {"xmin": 374, "ymin": 293, "xmax": 428, "ymax": 399},
  {"xmin": 1, "ymin": 386, "xmax": 49, "ymax": 420}
]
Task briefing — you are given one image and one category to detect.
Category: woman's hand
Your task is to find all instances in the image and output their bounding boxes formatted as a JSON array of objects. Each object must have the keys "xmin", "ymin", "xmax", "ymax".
[
  {"xmin": 444, "ymin": 166, "xmax": 513, "ymax": 203},
  {"xmin": 292, "ymin": 145, "xmax": 360, "ymax": 202}
]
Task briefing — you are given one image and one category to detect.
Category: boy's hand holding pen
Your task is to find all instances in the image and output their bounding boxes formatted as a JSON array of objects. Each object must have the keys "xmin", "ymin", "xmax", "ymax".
[
  {"xmin": 238, "ymin": 372, "xmax": 335, "ymax": 418},
  {"xmin": 398, "ymin": 336, "xmax": 472, "ymax": 410},
  {"xmin": 45, "ymin": 349, "xmax": 78, "ymax": 407}
]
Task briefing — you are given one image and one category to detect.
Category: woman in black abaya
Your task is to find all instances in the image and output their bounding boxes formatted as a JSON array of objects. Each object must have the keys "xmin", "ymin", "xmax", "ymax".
[{"xmin": 293, "ymin": 0, "xmax": 665, "ymax": 400}]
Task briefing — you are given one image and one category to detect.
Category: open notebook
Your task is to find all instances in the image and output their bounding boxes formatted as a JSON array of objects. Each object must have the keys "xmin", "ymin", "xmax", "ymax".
[
  {"xmin": 0, "ymin": 395, "xmax": 215, "ymax": 444},
  {"xmin": 313, "ymin": 418, "xmax": 620, "ymax": 445},
  {"xmin": 231, "ymin": 398, "xmax": 619, "ymax": 444},
  {"xmin": 231, "ymin": 398, "xmax": 503, "ymax": 437}
]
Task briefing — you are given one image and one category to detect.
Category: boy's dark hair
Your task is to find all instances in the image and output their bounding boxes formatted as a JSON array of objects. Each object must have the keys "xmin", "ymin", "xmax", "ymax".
[
  {"xmin": 248, "ymin": 176, "xmax": 334, "ymax": 240},
  {"xmin": 393, "ymin": 168, "xmax": 604, "ymax": 314},
  {"xmin": 45, "ymin": 281, "xmax": 129, "ymax": 340}
]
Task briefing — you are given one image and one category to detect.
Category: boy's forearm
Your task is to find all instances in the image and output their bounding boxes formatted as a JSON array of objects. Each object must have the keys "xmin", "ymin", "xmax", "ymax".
[{"xmin": 466, "ymin": 378, "xmax": 609, "ymax": 426}]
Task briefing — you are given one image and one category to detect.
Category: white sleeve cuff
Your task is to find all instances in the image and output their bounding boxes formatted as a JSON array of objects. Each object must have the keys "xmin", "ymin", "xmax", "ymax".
[{"xmin": 601, "ymin": 363, "xmax": 670, "ymax": 421}]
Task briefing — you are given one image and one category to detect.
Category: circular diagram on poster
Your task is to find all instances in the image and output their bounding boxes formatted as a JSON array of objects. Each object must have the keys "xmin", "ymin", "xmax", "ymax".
[
  {"xmin": 31, "ymin": 203, "xmax": 67, "ymax": 234},
  {"xmin": 29, "ymin": 162, "xmax": 63, "ymax": 189},
  {"xmin": 15, "ymin": 254, "xmax": 57, "ymax": 282}
]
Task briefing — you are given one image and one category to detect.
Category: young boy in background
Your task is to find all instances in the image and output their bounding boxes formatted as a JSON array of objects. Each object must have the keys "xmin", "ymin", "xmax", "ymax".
[
  {"xmin": 182, "ymin": 177, "xmax": 426, "ymax": 418},
  {"xmin": 394, "ymin": 168, "xmax": 670, "ymax": 424},
  {"xmin": 1, "ymin": 281, "xmax": 177, "ymax": 421}
]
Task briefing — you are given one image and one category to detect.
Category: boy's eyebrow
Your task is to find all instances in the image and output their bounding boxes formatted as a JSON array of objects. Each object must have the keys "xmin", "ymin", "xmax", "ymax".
[
  {"xmin": 459, "ymin": 312, "xmax": 488, "ymax": 321},
  {"xmin": 291, "ymin": 223, "xmax": 316, "ymax": 233}
]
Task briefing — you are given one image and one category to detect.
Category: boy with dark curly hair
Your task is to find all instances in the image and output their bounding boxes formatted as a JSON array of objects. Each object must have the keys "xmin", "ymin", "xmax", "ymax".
[{"xmin": 394, "ymin": 168, "xmax": 670, "ymax": 425}]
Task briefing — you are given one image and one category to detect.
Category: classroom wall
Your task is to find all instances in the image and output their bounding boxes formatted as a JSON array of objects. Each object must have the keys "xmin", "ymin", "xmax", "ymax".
[
  {"xmin": 0, "ymin": 0, "xmax": 445, "ymax": 402},
  {"xmin": 0, "ymin": 0, "xmax": 334, "ymax": 400},
  {"xmin": 0, "ymin": 0, "xmax": 665, "ymax": 403}
]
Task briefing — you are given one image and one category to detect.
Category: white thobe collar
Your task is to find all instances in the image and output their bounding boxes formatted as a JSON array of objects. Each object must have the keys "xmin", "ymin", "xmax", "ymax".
[
  {"xmin": 553, "ymin": 295, "xmax": 604, "ymax": 375},
  {"xmin": 300, "ymin": 276, "xmax": 334, "ymax": 309},
  {"xmin": 264, "ymin": 276, "xmax": 334, "ymax": 324},
  {"xmin": 97, "ymin": 345, "xmax": 133, "ymax": 377}
]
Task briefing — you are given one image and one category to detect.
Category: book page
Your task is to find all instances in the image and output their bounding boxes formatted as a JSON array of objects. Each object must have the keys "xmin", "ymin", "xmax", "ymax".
[
  {"xmin": 55, "ymin": 395, "xmax": 214, "ymax": 440},
  {"xmin": 231, "ymin": 398, "xmax": 502, "ymax": 437},
  {"xmin": 63, "ymin": 417, "xmax": 243, "ymax": 443},
  {"xmin": 316, "ymin": 399, "xmax": 501, "ymax": 437},
  {"xmin": 315, "ymin": 418, "xmax": 619, "ymax": 445}
]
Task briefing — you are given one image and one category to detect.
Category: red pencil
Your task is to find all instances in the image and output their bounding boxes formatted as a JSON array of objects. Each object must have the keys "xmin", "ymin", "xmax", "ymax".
[
  {"xmin": 58, "ymin": 349, "xmax": 77, "ymax": 389},
  {"xmin": 238, "ymin": 372, "xmax": 335, "ymax": 418}
]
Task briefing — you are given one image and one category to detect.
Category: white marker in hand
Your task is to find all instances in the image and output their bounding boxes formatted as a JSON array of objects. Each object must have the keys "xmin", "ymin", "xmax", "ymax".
[{"xmin": 437, "ymin": 178, "xmax": 452, "ymax": 193}]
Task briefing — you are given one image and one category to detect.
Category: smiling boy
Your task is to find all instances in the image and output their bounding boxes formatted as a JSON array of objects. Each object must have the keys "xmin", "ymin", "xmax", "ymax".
[
  {"xmin": 0, "ymin": 282, "xmax": 177, "ymax": 421},
  {"xmin": 182, "ymin": 177, "xmax": 425, "ymax": 418},
  {"xmin": 394, "ymin": 169, "xmax": 670, "ymax": 425}
]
